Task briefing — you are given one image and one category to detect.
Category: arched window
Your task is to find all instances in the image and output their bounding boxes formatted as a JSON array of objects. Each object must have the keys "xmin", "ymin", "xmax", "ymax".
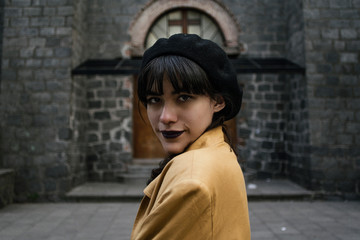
[{"xmin": 145, "ymin": 9, "xmax": 224, "ymax": 49}]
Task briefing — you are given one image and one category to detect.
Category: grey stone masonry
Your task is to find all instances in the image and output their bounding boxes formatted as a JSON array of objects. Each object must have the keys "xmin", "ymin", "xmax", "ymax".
[
  {"xmin": 284, "ymin": 0, "xmax": 312, "ymax": 189},
  {"xmin": 223, "ymin": 0, "xmax": 287, "ymax": 57},
  {"xmin": 239, "ymin": 74, "xmax": 290, "ymax": 179},
  {"xmin": 303, "ymin": 0, "xmax": 360, "ymax": 196},
  {"xmin": 0, "ymin": 0, "xmax": 87, "ymax": 201},
  {"xmin": 0, "ymin": 169, "xmax": 14, "ymax": 208},
  {"xmin": 86, "ymin": 0, "xmax": 147, "ymax": 59},
  {"xmin": 0, "ymin": 0, "xmax": 4, "ymax": 81},
  {"xmin": 85, "ymin": 75, "xmax": 133, "ymax": 182}
]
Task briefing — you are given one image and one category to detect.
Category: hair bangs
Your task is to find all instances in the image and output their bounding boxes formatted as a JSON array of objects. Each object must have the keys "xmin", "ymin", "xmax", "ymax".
[{"xmin": 138, "ymin": 55, "xmax": 214, "ymax": 106}]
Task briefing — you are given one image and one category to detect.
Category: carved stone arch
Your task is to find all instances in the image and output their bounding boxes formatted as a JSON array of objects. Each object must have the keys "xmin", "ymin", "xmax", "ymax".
[{"xmin": 128, "ymin": 0, "xmax": 241, "ymax": 56}]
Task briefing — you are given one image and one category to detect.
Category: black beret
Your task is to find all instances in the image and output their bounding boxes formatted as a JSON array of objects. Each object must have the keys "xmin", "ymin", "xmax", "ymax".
[{"xmin": 141, "ymin": 34, "xmax": 242, "ymax": 120}]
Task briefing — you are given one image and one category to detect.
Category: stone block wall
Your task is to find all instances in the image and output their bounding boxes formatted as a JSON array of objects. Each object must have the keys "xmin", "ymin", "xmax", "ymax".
[
  {"xmin": 0, "ymin": 0, "xmax": 4, "ymax": 79},
  {"xmin": 303, "ymin": 0, "xmax": 360, "ymax": 196},
  {"xmin": 225, "ymin": 0, "xmax": 287, "ymax": 57},
  {"xmin": 0, "ymin": 169, "xmax": 14, "ymax": 208},
  {"xmin": 285, "ymin": 0, "xmax": 305, "ymax": 66},
  {"xmin": 0, "ymin": 0, "xmax": 4, "ymax": 168},
  {"xmin": 234, "ymin": 0, "xmax": 294, "ymax": 178},
  {"xmin": 85, "ymin": 75, "xmax": 133, "ymax": 181},
  {"xmin": 67, "ymin": 74, "xmax": 88, "ymax": 190},
  {"xmin": 72, "ymin": 0, "xmax": 88, "ymax": 65},
  {"xmin": 284, "ymin": 0, "xmax": 311, "ymax": 188},
  {"xmin": 239, "ymin": 74, "xmax": 290, "ymax": 178},
  {"xmin": 0, "ymin": 0, "xmax": 87, "ymax": 201},
  {"xmin": 86, "ymin": 0, "xmax": 146, "ymax": 59},
  {"xmin": 66, "ymin": 0, "xmax": 89, "ymax": 192}
]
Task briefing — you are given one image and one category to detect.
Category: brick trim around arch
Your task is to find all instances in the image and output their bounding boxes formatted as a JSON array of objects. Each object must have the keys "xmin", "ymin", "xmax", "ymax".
[{"xmin": 128, "ymin": 0, "xmax": 241, "ymax": 56}]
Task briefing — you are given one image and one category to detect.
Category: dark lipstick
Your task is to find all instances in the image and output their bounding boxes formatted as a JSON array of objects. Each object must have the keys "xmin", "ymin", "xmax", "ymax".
[{"xmin": 161, "ymin": 131, "xmax": 184, "ymax": 139}]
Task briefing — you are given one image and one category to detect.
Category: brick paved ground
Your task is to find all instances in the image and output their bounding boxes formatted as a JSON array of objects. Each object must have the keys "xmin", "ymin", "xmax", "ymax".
[{"xmin": 0, "ymin": 200, "xmax": 359, "ymax": 240}]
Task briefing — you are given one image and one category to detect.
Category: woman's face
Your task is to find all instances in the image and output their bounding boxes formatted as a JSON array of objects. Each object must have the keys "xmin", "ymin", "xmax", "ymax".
[{"xmin": 146, "ymin": 78, "xmax": 225, "ymax": 155}]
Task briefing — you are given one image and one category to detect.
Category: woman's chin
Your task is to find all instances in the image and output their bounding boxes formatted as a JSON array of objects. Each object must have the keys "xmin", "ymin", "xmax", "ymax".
[{"xmin": 162, "ymin": 144, "xmax": 185, "ymax": 156}]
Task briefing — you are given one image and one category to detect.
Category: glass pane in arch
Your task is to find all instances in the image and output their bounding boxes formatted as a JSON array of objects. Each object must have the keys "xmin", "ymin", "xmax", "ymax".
[{"xmin": 145, "ymin": 9, "xmax": 224, "ymax": 49}]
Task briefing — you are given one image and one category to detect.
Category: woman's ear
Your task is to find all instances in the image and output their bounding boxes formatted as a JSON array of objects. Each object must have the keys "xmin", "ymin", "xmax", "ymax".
[{"xmin": 213, "ymin": 95, "xmax": 226, "ymax": 113}]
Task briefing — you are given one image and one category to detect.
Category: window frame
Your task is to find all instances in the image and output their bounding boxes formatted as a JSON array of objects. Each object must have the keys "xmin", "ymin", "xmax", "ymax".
[{"xmin": 144, "ymin": 8, "xmax": 225, "ymax": 49}]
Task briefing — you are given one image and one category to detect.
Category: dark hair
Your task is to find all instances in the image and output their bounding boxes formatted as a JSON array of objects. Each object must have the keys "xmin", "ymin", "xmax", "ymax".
[
  {"xmin": 137, "ymin": 55, "xmax": 236, "ymax": 184},
  {"xmin": 138, "ymin": 55, "xmax": 213, "ymax": 103}
]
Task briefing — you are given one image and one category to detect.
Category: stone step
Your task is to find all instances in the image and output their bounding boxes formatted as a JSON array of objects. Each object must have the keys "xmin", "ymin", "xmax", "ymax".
[
  {"xmin": 66, "ymin": 179, "xmax": 316, "ymax": 202},
  {"xmin": 132, "ymin": 158, "xmax": 162, "ymax": 165},
  {"xmin": 117, "ymin": 163, "xmax": 158, "ymax": 183},
  {"xmin": 117, "ymin": 173, "xmax": 150, "ymax": 184},
  {"xmin": 127, "ymin": 164, "xmax": 157, "ymax": 174},
  {"xmin": 118, "ymin": 165, "xmax": 257, "ymax": 184},
  {"xmin": 0, "ymin": 169, "xmax": 15, "ymax": 208},
  {"xmin": 243, "ymin": 168, "xmax": 257, "ymax": 182},
  {"xmin": 66, "ymin": 182, "xmax": 145, "ymax": 202}
]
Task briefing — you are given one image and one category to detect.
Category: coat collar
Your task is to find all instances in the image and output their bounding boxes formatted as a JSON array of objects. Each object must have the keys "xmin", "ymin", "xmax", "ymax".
[
  {"xmin": 143, "ymin": 126, "xmax": 224, "ymax": 198},
  {"xmin": 186, "ymin": 126, "xmax": 224, "ymax": 152}
]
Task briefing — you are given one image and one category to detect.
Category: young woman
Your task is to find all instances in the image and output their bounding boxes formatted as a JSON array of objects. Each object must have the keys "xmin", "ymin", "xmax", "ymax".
[{"xmin": 131, "ymin": 34, "xmax": 250, "ymax": 240}]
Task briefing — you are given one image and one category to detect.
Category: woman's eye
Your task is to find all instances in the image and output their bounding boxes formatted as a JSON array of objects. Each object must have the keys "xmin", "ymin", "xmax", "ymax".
[
  {"xmin": 178, "ymin": 95, "xmax": 192, "ymax": 102},
  {"xmin": 147, "ymin": 97, "xmax": 161, "ymax": 104}
]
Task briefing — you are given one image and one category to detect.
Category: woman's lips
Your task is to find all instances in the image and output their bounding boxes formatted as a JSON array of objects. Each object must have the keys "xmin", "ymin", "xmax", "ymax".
[{"xmin": 161, "ymin": 131, "xmax": 184, "ymax": 139}]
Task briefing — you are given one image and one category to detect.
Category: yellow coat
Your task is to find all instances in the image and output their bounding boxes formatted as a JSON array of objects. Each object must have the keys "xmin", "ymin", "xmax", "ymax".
[{"xmin": 131, "ymin": 127, "xmax": 251, "ymax": 240}]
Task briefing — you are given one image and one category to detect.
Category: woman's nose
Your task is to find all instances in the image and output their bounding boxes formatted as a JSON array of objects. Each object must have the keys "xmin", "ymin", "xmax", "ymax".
[{"xmin": 159, "ymin": 104, "xmax": 177, "ymax": 124}]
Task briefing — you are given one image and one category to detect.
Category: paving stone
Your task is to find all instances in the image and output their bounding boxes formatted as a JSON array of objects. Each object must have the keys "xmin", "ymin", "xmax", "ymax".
[{"xmin": 1, "ymin": 200, "xmax": 359, "ymax": 240}]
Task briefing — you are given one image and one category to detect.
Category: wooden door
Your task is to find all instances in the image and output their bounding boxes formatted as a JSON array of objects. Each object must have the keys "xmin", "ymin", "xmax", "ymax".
[
  {"xmin": 133, "ymin": 78, "xmax": 166, "ymax": 159},
  {"xmin": 133, "ymin": 101, "xmax": 166, "ymax": 159}
]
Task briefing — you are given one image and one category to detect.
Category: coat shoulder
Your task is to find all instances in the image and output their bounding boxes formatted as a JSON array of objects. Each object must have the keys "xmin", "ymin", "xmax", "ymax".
[{"xmin": 165, "ymin": 142, "xmax": 241, "ymax": 187}]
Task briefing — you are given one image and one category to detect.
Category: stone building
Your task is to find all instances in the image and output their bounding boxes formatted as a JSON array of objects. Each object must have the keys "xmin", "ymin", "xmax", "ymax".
[{"xmin": 0, "ymin": 0, "xmax": 359, "ymax": 201}]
